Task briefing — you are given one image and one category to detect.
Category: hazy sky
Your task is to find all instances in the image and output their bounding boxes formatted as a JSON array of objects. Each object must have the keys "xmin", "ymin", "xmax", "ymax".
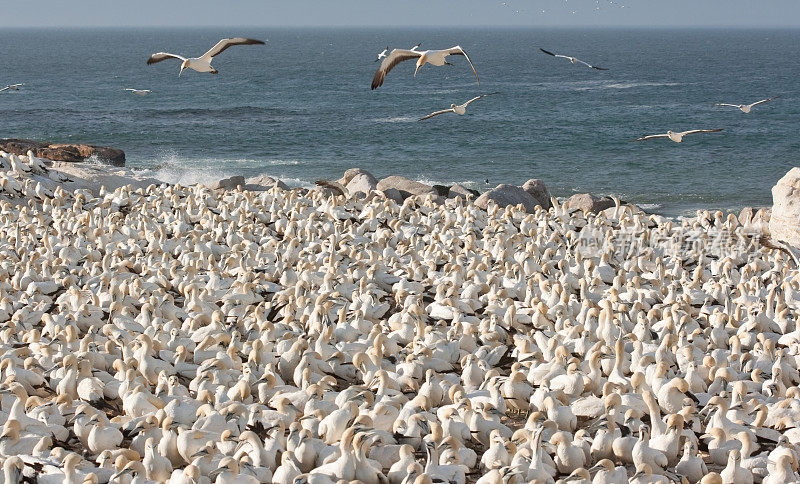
[{"xmin": 4, "ymin": 0, "xmax": 799, "ymax": 28}]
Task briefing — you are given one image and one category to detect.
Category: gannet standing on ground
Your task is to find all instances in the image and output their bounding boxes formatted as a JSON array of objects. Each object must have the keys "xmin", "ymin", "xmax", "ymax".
[
  {"xmin": 419, "ymin": 92, "xmax": 499, "ymax": 121},
  {"xmin": 540, "ymin": 48, "xmax": 608, "ymax": 70},
  {"xmin": 371, "ymin": 45, "xmax": 479, "ymax": 89},
  {"xmin": 0, "ymin": 83, "xmax": 25, "ymax": 93},
  {"xmin": 124, "ymin": 89, "xmax": 152, "ymax": 96},
  {"xmin": 147, "ymin": 37, "xmax": 266, "ymax": 76},
  {"xmin": 633, "ymin": 129, "xmax": 723, "ymax": 143},
  {"xmin": 716, "ymin": 96, "xmax": 780, "ymax": 113}
]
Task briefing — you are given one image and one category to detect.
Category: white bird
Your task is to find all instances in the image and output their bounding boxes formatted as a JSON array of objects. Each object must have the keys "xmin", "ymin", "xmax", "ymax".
[
  {"xmin": 716, "ymin": 96, "xmax": 779, "ymax": 113},
  {"xmin": 371, "ymin": 45, "xmax": 479, "ymax": 89},
  {"xmin": 375, "ymin": 47, "xmax": 390, "ymax": 62},
  {"xmin": 0, "ymin": 83, "xmax": 24, "ymax": 93},
  {"xmin": 147, "ymin": 37, "xmax": 266, "ymax": 76},
  {"xmin": 419, "ymin": 92, "xmax": 498, "ymax": 121},
  {"xmin": 124, "ymin": 89, "xmax": 152, "ymax": 96},
  {"xmin": 633, "ymin": 129, "xmax": 723, "ymax": 143},
  {"xmin": 540, "ymin": 48, "xmax": 608, "ymax": 70}
]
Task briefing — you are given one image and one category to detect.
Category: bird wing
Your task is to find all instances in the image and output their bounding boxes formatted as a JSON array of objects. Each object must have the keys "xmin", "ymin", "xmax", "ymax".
[
  {"xmin": 750, "ymin": 96, "xmax": 780, "ymax": 107},
  {"xmin": 716, "ymin": 103, "xmax": 740, "ymax": 108},
  {"xmin": 462, "ymin": 92, "xmax": 499, "ymax": 107},
  {"xmin": 419, "ymin": 109, "xmax": 455, "ymax": 121},
  {"xmin": 540, "ymin": 48, "xmax": 558, "ymax": 57},
  {"xmin": 0, "ymin": 86, "xmax": 9, "ymax": 93},
  {"xmin": 201, "ymin": 38, "xmax": 265, "ymax": 59},
  {"xmin": 679, "ymin": 129, "xmax": 724, "ymax": 136},
  {"xmin": 371, "ymin": 49, "xmax": 422, "ymax": 89},
  {"xmin": 442, "ymin": 46, "xmax": 480, "ymax": 84},
  {"xmin": 632, "ymin": 134, "xmax": 669, "ymax": 142},
  {"xmin": 147, "ymin": 53, "xmax": 188, "ymax": 65}
]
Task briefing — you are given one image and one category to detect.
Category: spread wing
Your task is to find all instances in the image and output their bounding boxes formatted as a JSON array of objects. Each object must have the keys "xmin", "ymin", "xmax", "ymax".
[
  {"xmin": 419, "ymin": 109, "xmax": 455, "ymax": 121},
  {"xmin": 540, "ymin": 48, "xmax": 558, "ymax": 57},
  {"xmin": 371, "ymin": 49, "xmax": 422, "ymax": 90},
  {"xmin": 0, "ymin": 86, "xmax": 9, "ymax": 93},
  {"xmin": 147, "ymin": 53, "xmax": 187, "ymax": 65},
  {"xmin": 716, "ymin": 103, "xmax": 741, "ymax": 108},
  {"xmin": 201, "ymin": 38, "xmax": 266, "ymax": 59},
  {"xmin": 443, "ymin": 46, "xmax": 480, "ymax": 84},
  {"xmin": 750, "ymin": 96, "xmax": 780, "ymax": 107},
  {"xmin": 632, "ymin": 134, "xmax": 669, "ymax": 142},
  {"xmin": 462, "ymin": 92, "xmax": 499, "ymax": 107},
  {"xmin": 678, "ymin": 129, "xmax": 724, "ymax": 136}
]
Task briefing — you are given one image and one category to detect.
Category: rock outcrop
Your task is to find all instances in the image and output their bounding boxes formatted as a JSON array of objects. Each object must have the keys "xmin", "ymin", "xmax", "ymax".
[
  {"xmin": 475, "ymin": 184, "xmax": 542, "ymax": 213},
  {"xmin": 522, "ymin": 178, "xmax": 552, "ymax": 210},
  {"xmin": 770, "ymin": 168, "xmax": 800, "ymax": 246},
  {"xmin": 346, "ymin": 173, "xmax": 378, "ymax": 196},
  {"xmin": 213, "ymin": 176, "xmax": 245, "ymax": 190},
  {"xmin": 338, "ymin": 168, "xmax": 377, "ymax": 187},
  {"xmin": 376, "ymin": 176, "xmax": 439, "ymax": 201},
  {"xmin": 449, "ymin": 184, "xmax": 478, "ymax": 200},
  {"xmin": 566, "ymin": 193, "xmax": 616, "ymax": 214},
  {"xmin": 245, "ymin": 175, "xmax": 289, "ymax": 191},
  {"xmin": 0, "ymin": 138, "xmax": 125, "ymax": 166}
]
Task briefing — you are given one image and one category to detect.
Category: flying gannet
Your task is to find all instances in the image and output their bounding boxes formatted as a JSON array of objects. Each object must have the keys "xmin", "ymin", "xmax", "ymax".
[
  {"xmin": 147, "ymin": 37, "xmax": 266, "ymax": 76},
  {"xmin": 124, "ymin": 89, "xmax": 152, "ymax": 96},
  {"xmin": 419, "ymin": 93, "xmax": 498, "ymax": 121},
  {"xmin": 371, "ymin": 45, "xmax": 479, "ymax": 89},
  {"xmin": 716, "ymin": 96, "xmax": 779, "ymax": 113},
  {"xmin": 0, "ymin": 83, "xmax": 25, "ymax": 93},
  {"xmin": 540, "ymin": 48, "xmax": 608, "ymax": 70},
  {"xmin": 633, "ymin": 129, "xmax": 723, "ymax": 143}
]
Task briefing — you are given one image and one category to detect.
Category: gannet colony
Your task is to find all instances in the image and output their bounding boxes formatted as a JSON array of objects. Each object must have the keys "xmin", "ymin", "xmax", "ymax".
[{"xmin": 1, "ymin": 150, "xmax": 800, "ymax": 484}]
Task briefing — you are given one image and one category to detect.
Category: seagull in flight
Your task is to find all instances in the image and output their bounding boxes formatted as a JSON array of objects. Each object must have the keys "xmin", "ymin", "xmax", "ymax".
[
  {"xmin": 540, "ymin": 48, "xmax": 608, "ymax": 70},
  {"xmin": 124, "ymin": 89, "xmax": 152, "ymax": 96},
  {"xmin": 371, "ymin": 45, "xmax": 479, "ymax": 89},
  {"xmin": 716, "ymin": 96, "xmax": 779, "ymax": 113},
  {"xmin": 0, "ymin": 83, "xmax": 25, "ymax": 93},
  {"xmin": 419, "ymin": 93, "xmax": 498, "ymax": 121},
  {"xmin": 147, "ymin": 37, "xmax": 266, "ymax": 76},
  {"xmin": 633, "ymin": 129, "xmax": 723, "ymax": 143}
]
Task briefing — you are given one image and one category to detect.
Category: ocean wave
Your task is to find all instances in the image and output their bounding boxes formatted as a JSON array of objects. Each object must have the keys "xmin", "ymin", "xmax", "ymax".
[
  {"xmin": 266, "ymin": 159, "xmax": 301, "ymax": 166},
  {"xmin": 596, "ymin": 81, "xmax": 682, "ymax": 90}
]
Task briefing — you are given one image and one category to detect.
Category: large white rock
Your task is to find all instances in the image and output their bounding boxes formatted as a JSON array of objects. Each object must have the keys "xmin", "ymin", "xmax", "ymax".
[
  {"xmin": 346, "ymin": 173, "xmax": 378, "ymax": 196},
  {"xmin": 376, "ymin": 175, "xmax": 439, "ymax": 201},
  {"xmin": 770, "ymin": 167, "xmax": 800, "ymax": 246}
]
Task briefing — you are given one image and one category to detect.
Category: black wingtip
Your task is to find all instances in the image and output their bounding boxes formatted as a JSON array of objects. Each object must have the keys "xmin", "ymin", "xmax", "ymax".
[{"xmin": 540, "ymin": 48, "xmax": 556, "ymax": 56}]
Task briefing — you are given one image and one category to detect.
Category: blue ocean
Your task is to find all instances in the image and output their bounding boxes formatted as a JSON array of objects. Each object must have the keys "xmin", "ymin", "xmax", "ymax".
[{"xmin": 1, "ymin": 27, "xmax": 798, "ymax": 215}]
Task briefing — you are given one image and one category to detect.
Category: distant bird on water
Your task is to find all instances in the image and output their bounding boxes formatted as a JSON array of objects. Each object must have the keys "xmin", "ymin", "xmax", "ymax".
[
  {"xmin": 633, "ymin": 129, "xmax": 723, "ymax": 143},
  {"xmin": 124, "ymin": 89, "xmax": 152, "ymax": 96},
  {"xmin": 540, "ymin": 48, "xmax": 608, "ymax": 70},
  {"xmin": 371, "ymin": 45, "xmax": 479, "ymax": 89},
  {"xmin": 716, "ymin": 96, "xmax": 780, "ymax": 113},
  {"xmin": 0, "ymin": 83, "xmax": 25, "ymax": 93},
  {"xmin": 147, "ymin": 37, "xmax": 266, "ymax": 76},
  {"xmin": 419, "ymin": 93, "xmax": 498, "ymax": 121}
]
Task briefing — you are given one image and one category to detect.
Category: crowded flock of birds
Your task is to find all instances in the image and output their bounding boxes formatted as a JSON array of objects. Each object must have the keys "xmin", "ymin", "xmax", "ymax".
[{"xmin": 2, "ymin": 147, "xmax": 800, "ymax": 484}]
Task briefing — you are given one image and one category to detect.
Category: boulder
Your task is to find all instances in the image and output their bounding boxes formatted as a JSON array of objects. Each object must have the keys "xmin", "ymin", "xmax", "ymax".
[
  {"xmin": 338, "ymin": 168, "xmax": 377, "ymax": 187},
  {"xmin": 475, "ymin": 184, "xmax": 542, "ymax": 213},
  {"xmin": 376, "ymin": 176, "xmax": 438, "ymax": 200},
  {"xmin": 380, "ymin": 188, "xmax": 404, "ymax": 203},
  {"xmin": 0, "ymin": 138, "xmax": 125, "ymax": 166},
  {"xmin": 52, "ymin": 161, "xmax": 161, "ymax": 196},
  {"xmin": 245, "ymin": 175, "xmax": 289, "ymax": 191},
  {"xmin": 522, "ymin": 179, "xmax": 552, "ymax": 209},
  {"xmin": 567, "ymin": 193, "xmax": 616, "ymax": 214},
  {"xmin": 213, "ymin": 176, "xmax": 245, "ymax": 190},
  {"xmin": 449, "ymin": 184, "xmax": 478, "ymax": 200},
  {"xmin": 345, "ymin": 173, "xmax": 378, "ymax": 196},
  {"xmin": 432, "ymin": 185, "xmax": 451, "ymax": 197},
  {"xmin": 770, "ymin": 168, "xmax": 800, "ymax": 246}
]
